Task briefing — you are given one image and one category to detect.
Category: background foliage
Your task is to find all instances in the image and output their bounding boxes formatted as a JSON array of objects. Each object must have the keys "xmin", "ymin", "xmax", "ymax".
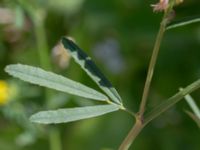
[{"xmin": 0, "ymin": 0, "xmax": 200, "ymax": 149}]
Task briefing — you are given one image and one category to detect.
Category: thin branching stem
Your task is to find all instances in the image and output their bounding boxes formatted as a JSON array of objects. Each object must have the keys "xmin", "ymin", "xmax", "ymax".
[
  {"xmin": 139, "ymin": 14, "xmax": 168, "ymax": 116},
  {"xmin": 123, "ymin": 108, "xmax": 136, "ymax": 118},
  {"xmin": 119, "ymin": 9, "xmax": 172, "ymax": 150}
]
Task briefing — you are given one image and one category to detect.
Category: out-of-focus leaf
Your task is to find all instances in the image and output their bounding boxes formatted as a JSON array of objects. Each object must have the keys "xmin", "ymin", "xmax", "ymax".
[
  {"xmin": 30, "ymin": 104, "xmax": 120, "ymax": 124},
  {"xmin": 144, "ymin": 78, "xmax": 200, "ymax": 125},
  {"xmin": 5, "ymin": 64, "xmax": 108, "ymax": 101},
  {"xmin": 14, "ymin": 5, "xmax": 25, "ymax": 29},
  {"xmin": 166, "ymin": 16, "xmax": 200, "ymax": 30},
  {"xmin": 48, "ymin": 0, "xmax": 84, "ymax": 14},
  {"xmin": 185, "ymin": 110, "xmax": 200, "ymax": 128},
  {"xmin": 62, "ymin": 37, "xmax": 122, "ymax": 104}
]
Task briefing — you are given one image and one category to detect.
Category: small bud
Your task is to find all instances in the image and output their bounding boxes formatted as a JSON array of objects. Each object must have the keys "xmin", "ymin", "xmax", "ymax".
[
  {"xmin": 52, "ymin": 41, "xmax": 71, "ymax": 69},
  {"xmin": 151, "ymin": 0, "xmax": 184, "ymax": 12},
  {"xmin": 151, "ymin": 0, "xmax": 169, "ymax": 12}
]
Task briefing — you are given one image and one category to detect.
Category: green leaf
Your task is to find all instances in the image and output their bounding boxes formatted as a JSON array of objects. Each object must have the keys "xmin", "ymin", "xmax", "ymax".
[
  {"xmin": 183, "ymin": 93, "xmax": 200, "ymax": 119},
  {"xmin": 5, "ymin": 64, "xmax": 108, "ymax": 101},
  {"xmin": 62, "ymin": 37, "xmax": 122, "ymax": 104},
  {"xmin": 144, "ymin": 78, "xmax": 200, "ymax": 125},
  {"xmin": 30, "ymin": 104, "xmax": 119, "ymax": 124},
  {"xmin": 166, "ymin": 15, "xmax": 200, "ymax": 30},
  {"xmin": 182, "ymin": 92, "xmax": 200, "ymax": 128}
]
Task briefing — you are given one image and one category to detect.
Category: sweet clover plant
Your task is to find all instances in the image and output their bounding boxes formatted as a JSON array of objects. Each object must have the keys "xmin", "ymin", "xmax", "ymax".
[{"xmin": 5, "ymin": 0, "xmax": 200, "ymax": 149}]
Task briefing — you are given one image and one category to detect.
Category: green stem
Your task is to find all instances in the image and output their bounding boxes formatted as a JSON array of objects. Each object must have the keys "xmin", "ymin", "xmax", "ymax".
[
  {"xmin": 34, "ymin": 21, "xmax": 51, "ymax": 70},
  {"xmin": 32, "ymin": 12, "xmax": 54, "ymax": 106},
  {"xmin": 18, "ymin": 0, "xmax": 51, "ymax": 70},
  {"xmin": 144, "ymin": 79, "xmax": 200, "ymax": 126},
  {"xmin": 123, "ymin": 108, "xmax": 136, "ymax": 117},
  {"xmin": 49, "ymin": 128, "xmax": 62, "ymax": 150},
  {"xmin": 19, "ymin": 1, "xmax": 62, "ymax": 149},
  {"xmin": 119, "ymin": 10, "xmax": 171, "ymax": 150},
  {"xmin": 33, "ymin": 14, "xmax": 62, "ymax": 150},
  {"xmin": 138, "ymin": 13, "xmax": 168, "ymax": 116}
]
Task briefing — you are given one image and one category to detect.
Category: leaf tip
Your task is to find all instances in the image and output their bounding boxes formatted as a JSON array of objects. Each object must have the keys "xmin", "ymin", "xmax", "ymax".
[
  {"xmin": 61, "ymin": 37, "xmax": 77, "ymax": 53},
  {"xmin": 29, "ymin": 113, "xmax": 38, "ymax": 123},
  {"xmin": 4, "ymin": 64, "xmax": 23, "ymax": 76},
  {"xmin": 61, "ymin": 37, "xmax": 71, "ymax": 49},
  {"xmin": 4, "ymin": 65, "xmax": 11, "ymax": 73},
  {"xmin": 4, "ymin": 64, "xmax": 15, "ymax": 76},
  {"xmin": 29, "ymin": 112, "xmax": 46, "ymax": 124}
]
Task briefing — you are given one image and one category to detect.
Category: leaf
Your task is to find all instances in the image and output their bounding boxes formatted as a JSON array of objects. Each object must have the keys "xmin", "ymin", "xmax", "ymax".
[
  {"xmin": 62, "ymin": 37, "xmax": 122, "ymax": 104},
  {"xmin": 30, "ymin": 104, "xmax": 119, "ymax": 124},
  {"xmin": 5, "ymin": 64, "xmax": 108, "ymax": 101},
  {"xmin": 144, "ymin": 78, "xmax": 200, "ymax": 125},
  {"xmin": 166, "ymin": 15, "xmax": 200, "ymax": 30},
  {"xmin": 183, "ymin": 92, "xmax": 200, "ymax": 119},
  {"xmin": 182, "ymin": 92, "xmax": 200, "ymax": 128}
]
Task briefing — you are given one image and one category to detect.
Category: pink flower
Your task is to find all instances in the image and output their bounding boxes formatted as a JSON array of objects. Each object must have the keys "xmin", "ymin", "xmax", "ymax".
[{"xmin": 151, "ymin": 0, "xmax": 169, "ymax": 12}]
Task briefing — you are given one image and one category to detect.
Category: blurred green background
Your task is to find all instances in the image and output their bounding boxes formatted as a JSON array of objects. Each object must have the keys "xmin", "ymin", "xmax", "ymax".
[{"xmin": 0, "ymin": 0, "xmax": 200, "ymax": 150}]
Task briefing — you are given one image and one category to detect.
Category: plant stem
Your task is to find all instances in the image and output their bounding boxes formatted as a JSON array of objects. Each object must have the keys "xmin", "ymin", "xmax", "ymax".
[
  {"xmin": 18, "ymin": 0, "xmax": 51, "ymax": 70},
  {"xmin": 18, "ymin": 2, "xmax": 62, "ymax": 150},
  {"xmin": 21, "ymin": 2, "xmax": 62, "ymax": 149},
  {"xmin": 49, "ymin": 128, "xmax": 62, "ymax": 150},
  {"xmin": 144, "ymin": 79, "xmax": 200, "ymax": 126},
  {"xmin": 33, "ymin": 15, "xmax": 62, "ymax": 150},
  {"xmin": 123, "ymin": 108, "xmax": 136, "ymax": 117},
  {"xmin": 138, "ymin": 13, "xmax": 168, "ymax": 116},
  {"xmin": 34, "ymin": 21, "xmax": 51, "ymax": 70},
  {"xmin": 119, "ymin": 11, "xmax": 170, "ymax": 150},
  {"xmin": 119, "ymin": 118, "xmax": 143, "ymax": 150}
]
